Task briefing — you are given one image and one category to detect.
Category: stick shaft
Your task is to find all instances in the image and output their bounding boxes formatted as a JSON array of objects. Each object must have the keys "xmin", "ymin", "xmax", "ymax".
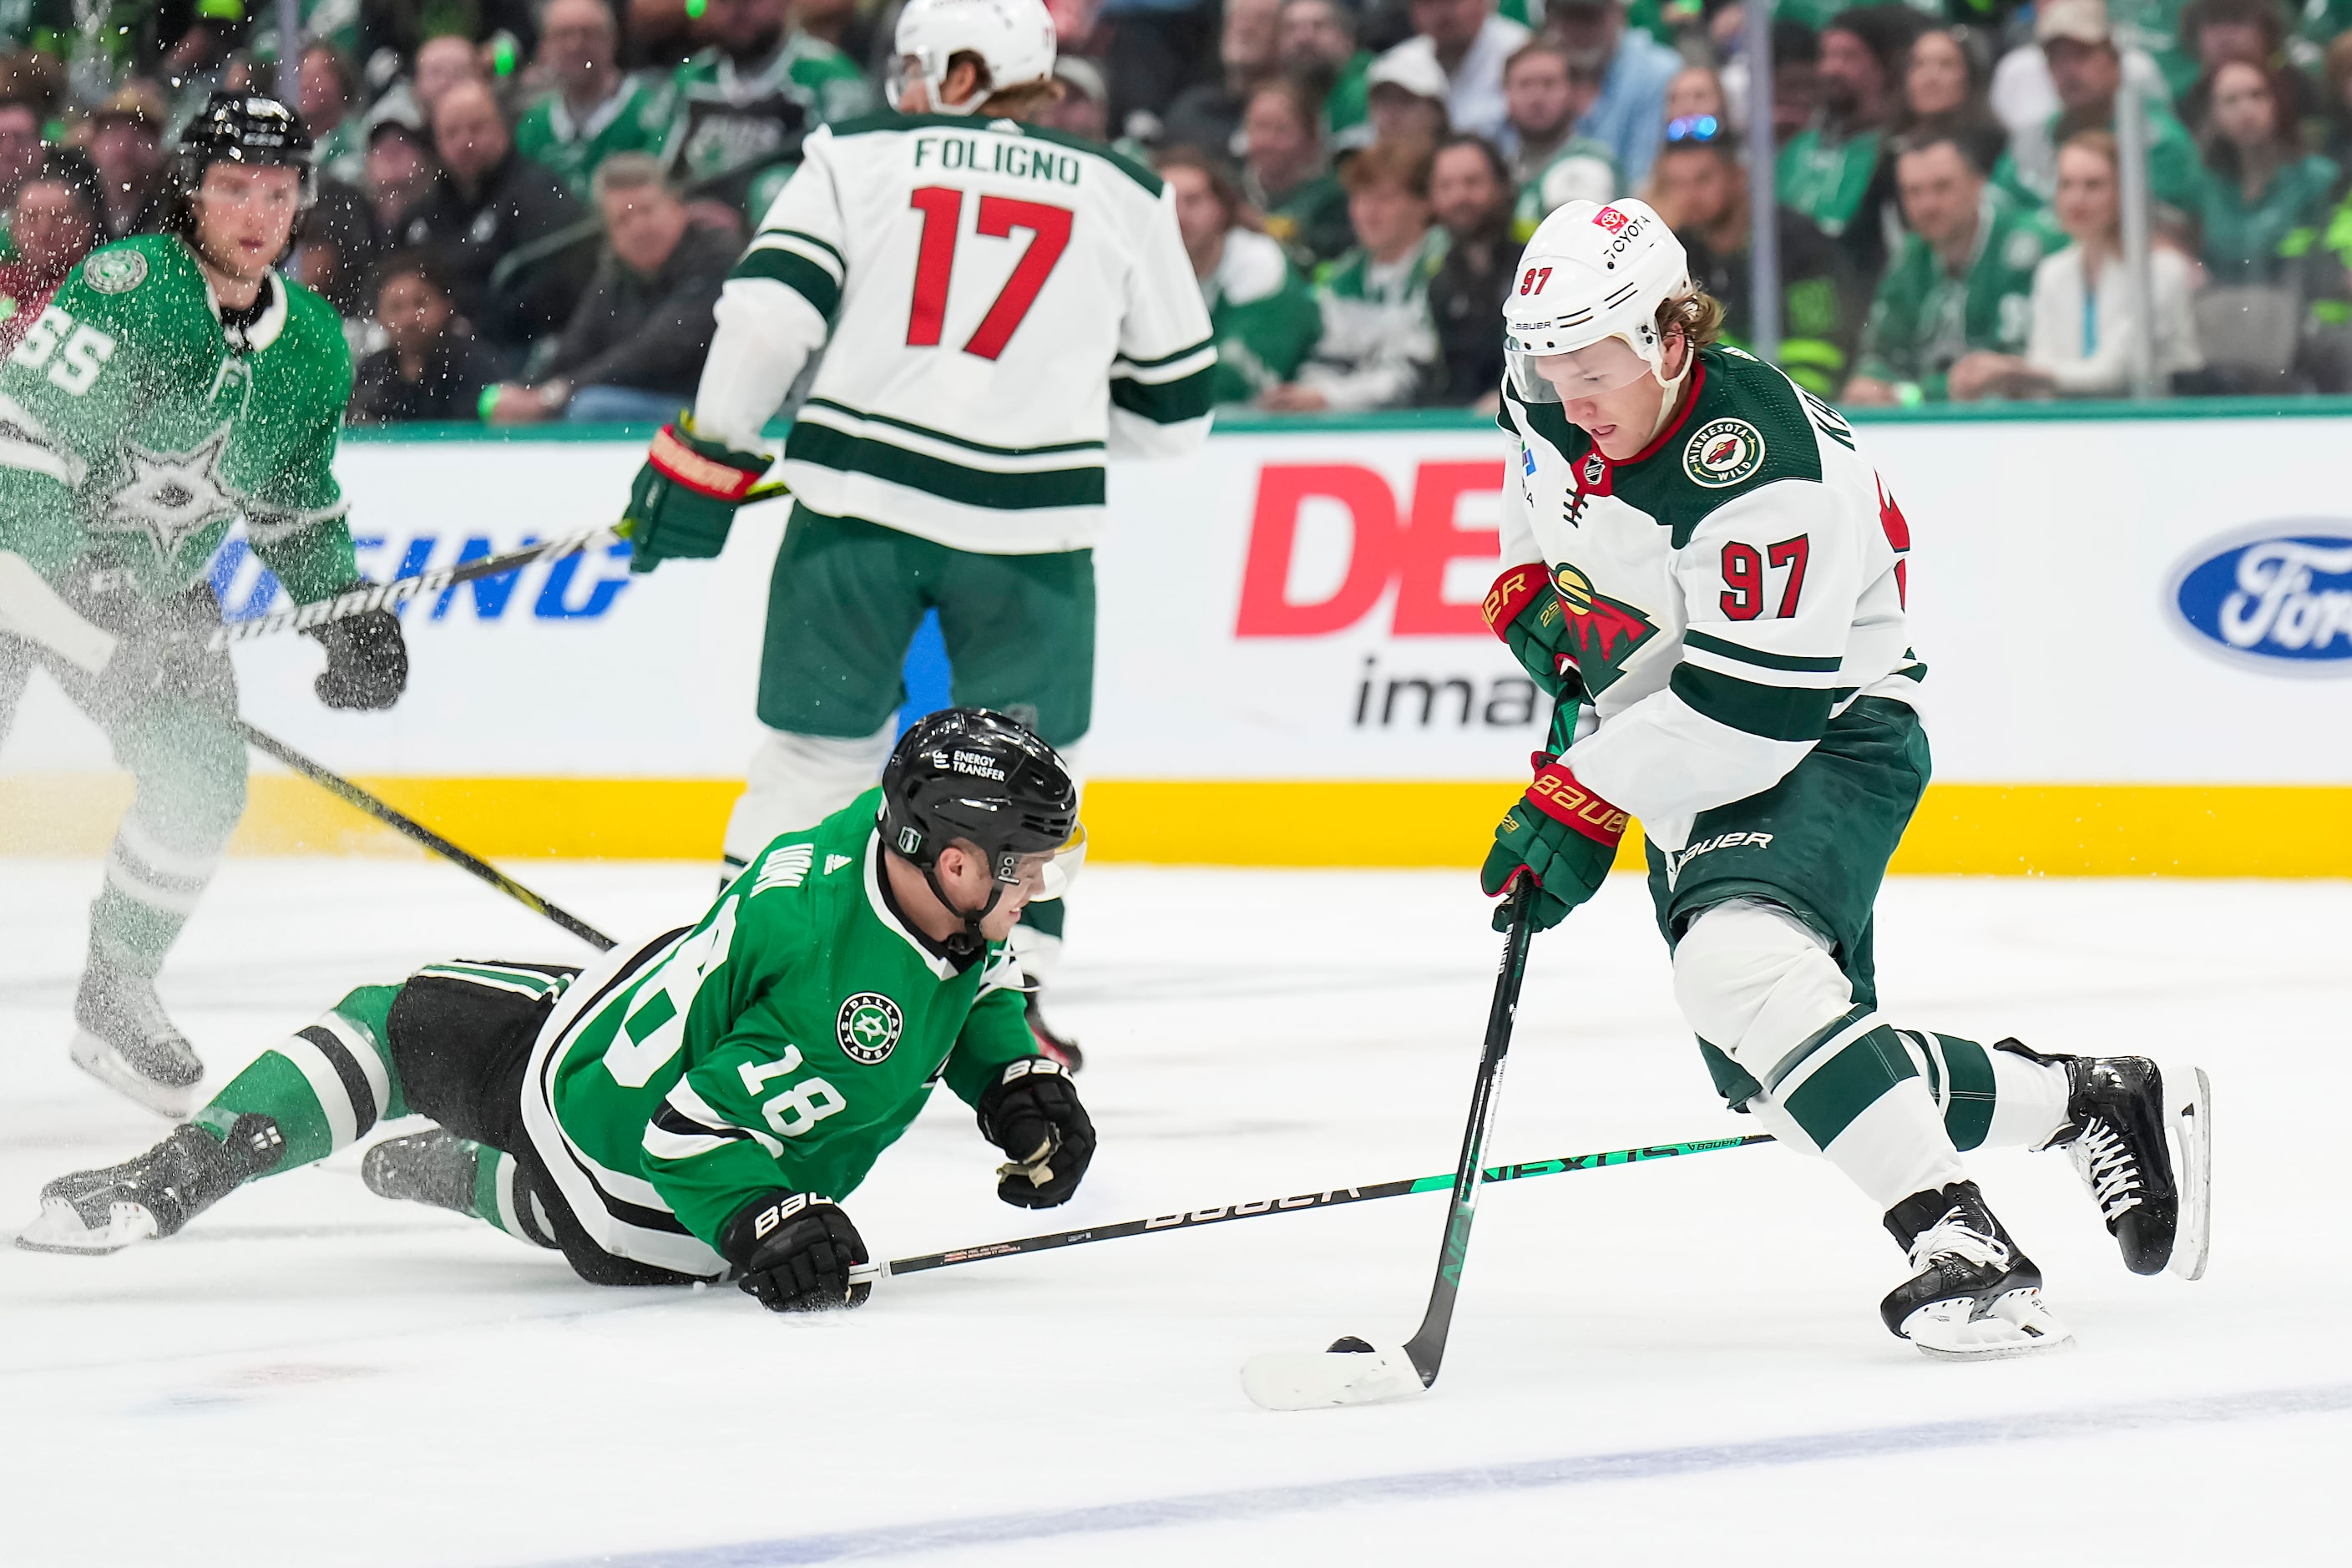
[
  {"xmin": 206, "ymin": 529, "xmax": 612, "ymax": 650},
  {"xmin": 1402, "ymin": 887, "xmax": 1536, "ymax": 1381},
  {"xmin": 235, "ymin": 721, "xmax": 619, "ymax": 952},
  {"xmin": 869, "ymin": 1135, "xmax": 1773, "ymax": 1281}
]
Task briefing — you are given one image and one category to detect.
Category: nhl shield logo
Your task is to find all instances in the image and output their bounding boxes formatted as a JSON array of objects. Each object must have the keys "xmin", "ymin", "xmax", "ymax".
[
  {"xmin": 837, "ymin": 992, "xmax": 904, "ymax": 1064},
  {"xmin": 1684, "ymin": 418, "xmax": 1766, "ymax": 488}
]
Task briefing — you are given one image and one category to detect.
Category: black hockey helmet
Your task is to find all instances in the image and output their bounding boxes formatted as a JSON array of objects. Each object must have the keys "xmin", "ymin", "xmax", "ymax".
[
  {"xmin": 879, "ymin": 708, "xmax": 1082, "ymax": 945},
  {"xmin": 167, "ymin": 92, "xmax": 317, "ymax": 244}
]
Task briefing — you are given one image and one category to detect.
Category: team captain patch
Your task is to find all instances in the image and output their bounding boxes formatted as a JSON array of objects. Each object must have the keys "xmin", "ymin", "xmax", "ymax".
[
  {"xmin": 1684, "ymin": 417, "xmax": 1765, "ymax": 488},
  {"xmin": 837, "ymin": 992, "xmax": 904, "ymax": 1064}
]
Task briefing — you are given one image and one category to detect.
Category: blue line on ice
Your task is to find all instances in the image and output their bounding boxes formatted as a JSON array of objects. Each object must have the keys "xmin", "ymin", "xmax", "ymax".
[{"xmin": 529, "ymin": 1381, "xmax": 2352, "ymax": 1566}]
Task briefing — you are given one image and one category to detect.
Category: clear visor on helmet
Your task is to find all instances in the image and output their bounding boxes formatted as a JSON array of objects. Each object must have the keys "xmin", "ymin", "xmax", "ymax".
[
  {"xmin": 885, "ymin": 54, "xmax": 923, "ymax": 109},
  {"xmin": 1000, "ymin": 823, "xmax": 1087, "ymax": 903},
  {"xmin": 1505, "ymin": 331, "xmax": 1656, "ymax": 404}
]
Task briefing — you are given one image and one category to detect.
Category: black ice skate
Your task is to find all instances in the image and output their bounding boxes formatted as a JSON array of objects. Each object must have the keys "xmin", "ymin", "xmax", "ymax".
[
  {"xmin": 16, "ymin": 1115, "xmax": 284, "ymax": 1254},
  {"xmin": 69, "ymin": 953, "xmax": 205, "ymax": 1119},
  {"xmin": 362, "ymin": 1130, "xmax": 483, "ymax": 1218},
  {"xmin": 1024, "ymin": 977, "xmax": 1084, "ymax": 1074},
  {"xmin": 1880, "ymin": 1181, "xmax": 2073, "ymax": 1360},
  {"xmin": 1999, "ymin": 1039, "xmax": 2213, "ymax": 1280}
]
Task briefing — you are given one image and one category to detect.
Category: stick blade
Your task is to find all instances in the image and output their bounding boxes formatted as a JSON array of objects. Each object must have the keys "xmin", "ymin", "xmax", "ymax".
[{"xmin": 1241, "ymin": 1339, "xmax": 1425, "ymax": 1411}]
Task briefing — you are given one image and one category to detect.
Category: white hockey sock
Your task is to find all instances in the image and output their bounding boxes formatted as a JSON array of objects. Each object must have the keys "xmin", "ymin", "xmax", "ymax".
[
  {"xmin": 722, "ymin": 719, "xmax": 898, "ymax": 868},
  {"xmin": 1984, "ymin": 1044, "xmax": 2073, "ymax": 1151},
  {"xmin": 1808, "ymin": 1076, "xmax": 1968, "ymax": 1213}
]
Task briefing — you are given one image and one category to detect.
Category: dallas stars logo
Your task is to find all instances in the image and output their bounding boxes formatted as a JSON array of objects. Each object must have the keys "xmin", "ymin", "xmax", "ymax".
[
  {"xmin": 96, "ymin": 424, "xmax": 242, "ymax": 563},
  {"xmin": 837, "ymin": 992, "xmax": 904, "ymax": 1065}
]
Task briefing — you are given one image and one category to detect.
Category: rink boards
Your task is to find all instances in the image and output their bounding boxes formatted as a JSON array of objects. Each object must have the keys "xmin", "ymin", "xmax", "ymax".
[{"xmin": 2, "ymin": 401, "xmax": 2347, "ymax": 873}]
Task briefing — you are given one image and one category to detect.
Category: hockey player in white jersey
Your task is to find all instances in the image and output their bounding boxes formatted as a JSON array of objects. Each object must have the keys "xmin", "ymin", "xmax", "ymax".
[
  {"xmin": 615, "ymin": 0, "xmax": 1214, "ymax": 1068},
  {"xmin": 1479, "ymin": 198, "xmax": 2212, "ymax": 1357}
]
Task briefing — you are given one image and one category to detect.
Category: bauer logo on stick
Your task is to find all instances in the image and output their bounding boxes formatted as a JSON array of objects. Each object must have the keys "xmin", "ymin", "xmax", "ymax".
[{"xmin": 837, "ymin": 993, "xmax": 904, "ymax": 1064}]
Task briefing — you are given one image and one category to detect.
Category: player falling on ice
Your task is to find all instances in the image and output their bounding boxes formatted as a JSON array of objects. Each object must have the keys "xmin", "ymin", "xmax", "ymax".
[
  {"xmin": 20, "ymin": 708, "xmax": 1097, "ymax": 1314},
  {"xmin": 1479, "ymin": 198, "xmax": 2212, "ymax": 1358},
  {"xmin": 616, "ymin": 0, "xmax": 1216, "ymax": 1070},
  {"xmin": 0, "ymin": 94, "xmax": 407, "ymax": 1117}
]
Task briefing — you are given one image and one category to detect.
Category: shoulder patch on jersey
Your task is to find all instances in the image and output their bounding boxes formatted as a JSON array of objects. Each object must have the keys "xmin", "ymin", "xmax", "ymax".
[
  {"xmin": 837, "ymin": 992, "xmax": 903, "ymax": 1064},
  {"xmin": 83, "ymin": 249, "xmax": 146, "ymax": 294},
  {"xmin": 1683, "ymin": 417, "xmax": 1766, "ymax": 488}
]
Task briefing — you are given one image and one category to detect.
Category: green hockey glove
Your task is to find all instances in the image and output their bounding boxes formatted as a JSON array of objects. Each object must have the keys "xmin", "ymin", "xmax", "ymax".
[
  {"xmin": 1478, "ymin": 761, "xmax": 1630, "ymax": 933},
  {"xmin": 1481, "ymin": 562, "xmax": 1582, "ymax": 701},
  {"xmin": 621, "ymin": 419, "xmax": 774, "ymax": 574}
]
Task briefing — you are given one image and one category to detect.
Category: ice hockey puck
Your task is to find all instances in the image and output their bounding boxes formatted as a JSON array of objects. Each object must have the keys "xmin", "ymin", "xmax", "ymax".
[{"xmin": 1328, "ymin": 1336, "xmax": 1375, "ymax": 1353}]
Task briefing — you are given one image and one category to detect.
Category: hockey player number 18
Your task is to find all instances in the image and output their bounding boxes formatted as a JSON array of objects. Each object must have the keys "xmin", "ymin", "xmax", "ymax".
[
  {"xmin": 737, "ymin": 1049, "xmax": 848, "ymax": 1139},
  {"xmin": 905, "ymin": 187, "xmax": 1074, "ymax": 360},
  {"xmin": 8, "ymin": 306, "xmax": 117, "ymax": 396}
]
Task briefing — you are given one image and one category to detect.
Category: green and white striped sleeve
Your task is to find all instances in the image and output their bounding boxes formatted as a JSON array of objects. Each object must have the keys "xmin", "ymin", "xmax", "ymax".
[
  {"xmin": 691, "ymin": 130, "xmax": 846, "ymax": 452},
  {"xmin": 1106, "ymin": 187, "xmax": 1216, "ymax": 458}
]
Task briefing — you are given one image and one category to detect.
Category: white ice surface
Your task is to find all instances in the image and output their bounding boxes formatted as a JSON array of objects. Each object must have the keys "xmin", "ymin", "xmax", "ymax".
[{"xmin": 1, "ymin": 860, "xmax": 2345, "ymax": 1566}]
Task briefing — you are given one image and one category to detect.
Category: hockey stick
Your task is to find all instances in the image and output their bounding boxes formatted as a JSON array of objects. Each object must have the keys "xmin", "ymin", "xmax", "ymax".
[
  {"xmin": 235, "ymin": 720, "xmax": 619, "ymax": 953},
  {"xmin": 847, "ymin": 1131, "xmax": 1771, "ymax": 1289},
  {"xmin": 205, "ymin": 528, "xmax": 615, "ymax": 650},
  {"xmin": 1241, "ymin": 881, "xmax": 1538, "ymax": 1411}
]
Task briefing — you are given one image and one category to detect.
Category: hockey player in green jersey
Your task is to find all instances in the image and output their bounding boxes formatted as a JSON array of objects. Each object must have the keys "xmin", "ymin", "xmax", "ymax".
[
  {"xmin": 19, "ymin": 710, "xmax": 1098, "ymax": 1316},
  {"xmin": 0, "ymin": 94, "xmax": 407, "ymax": 1119},
  {"xmin": 1481, "ymin": 197, "xmax": 2212, "ymax": 1358}
]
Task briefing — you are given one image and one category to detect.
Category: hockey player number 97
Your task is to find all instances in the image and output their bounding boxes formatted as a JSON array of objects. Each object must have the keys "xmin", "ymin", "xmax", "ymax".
[
  {"xmin": 1720, "ymin": 535, "xmax": 1809, "ymax": 620},
  {"xmin": 9, "ymin": 306, "xmax": 117, "ymax": 396},
  {"xmin": 905, "ymin": 187, "xmax": 1074, "ymax": 360}
]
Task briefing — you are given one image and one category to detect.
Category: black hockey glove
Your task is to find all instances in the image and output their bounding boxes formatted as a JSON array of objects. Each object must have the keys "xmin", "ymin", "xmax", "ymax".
[
  {"xmin": 306, "ymin": 608, "xmax": 408, "ymax": 711},
  {"xmin": 976, "ymin": 1057, "xmax": 1095, "ymax": 1209},
  {"xmin": 719, "ymin": 1190, "xmax": 871, "ymax": 1313}
]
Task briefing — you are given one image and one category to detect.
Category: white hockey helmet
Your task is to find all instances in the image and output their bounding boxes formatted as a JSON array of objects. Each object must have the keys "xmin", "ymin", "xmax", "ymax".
[
  {"xmin": 1501, "ymin": 197, "xmax": 1693, "ymax": 403},
  {"xmin": 892, "ymin": 0, "xmax": 1059, "ymax": 115}
]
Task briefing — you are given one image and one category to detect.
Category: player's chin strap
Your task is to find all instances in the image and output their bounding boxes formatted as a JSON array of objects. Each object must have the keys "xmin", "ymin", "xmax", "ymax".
[{"xmin": 920, "ymin": 862, "xmax": 1009, "ymax": 959}]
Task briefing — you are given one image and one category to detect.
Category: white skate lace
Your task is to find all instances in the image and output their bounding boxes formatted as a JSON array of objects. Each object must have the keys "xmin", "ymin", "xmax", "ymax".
[
  {"xmin": 1907, "ymin": 1206, "xmax": 2011, "ymax": 1273},
  {"xmin": 2067, "ymin": 1120, "xmax": 2143, "ymax": 1221}
]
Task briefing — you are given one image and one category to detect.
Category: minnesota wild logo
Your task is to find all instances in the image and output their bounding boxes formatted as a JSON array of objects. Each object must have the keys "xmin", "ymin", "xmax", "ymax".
[
  {"xmin": 837, "ymin": 992, "xmax": 904, "ymax": 1064},
  {"xmin": 1550, "ymin": 564, "xmax": 1658, "ymax": 692},
  {"xmin": 1684, "ymin": 417, "xmax": 1766, "ymax": 488}
]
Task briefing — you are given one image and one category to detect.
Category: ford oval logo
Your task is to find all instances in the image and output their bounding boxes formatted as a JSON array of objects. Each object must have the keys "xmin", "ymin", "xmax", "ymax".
[{"xmin": 2169, "ymin": 524, "xmax": 2352, "ymax": 675}]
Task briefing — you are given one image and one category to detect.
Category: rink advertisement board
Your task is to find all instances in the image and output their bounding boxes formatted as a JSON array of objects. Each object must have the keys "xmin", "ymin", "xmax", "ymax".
[{"xmin": 2, "ymin": 404, "xmax": 2348, "ymax": 873}]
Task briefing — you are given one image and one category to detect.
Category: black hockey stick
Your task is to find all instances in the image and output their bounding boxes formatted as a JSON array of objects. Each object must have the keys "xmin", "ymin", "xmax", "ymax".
[
  {"xmin": 850, "ymin": 1130, "xmax": 1771, "ymax": 1287},
  {"xmin": 235, "ymin": 720, "xmax": 619, "ymax": 952},
  {"xmin": 1240, "ymin": 880, "xmax": 1539, "ymax": 1409},
  {"xmin": 206, "ymin": 529, "xmax": 615, "ymax": 650}
]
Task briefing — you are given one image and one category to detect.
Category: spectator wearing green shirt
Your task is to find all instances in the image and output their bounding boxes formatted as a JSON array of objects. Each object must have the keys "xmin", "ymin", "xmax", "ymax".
[
  {"xmin": 1263, "ymin": 137, "xmax": 1448, "ymax": 412},
  {"xmin": 1160, "ymin": 146, "xmax": 1323, "ymax": 404},
  {"xmin": 1500, "ymin": 39, "xmax": 1617, "ymax": 240},
  {"xmin": 1240, "ymin": 76, "xmax": 1356, "ymax": 267},
  {"xmin": 2190, "ymin": 58, "xmax": 2339, "ymax": 286},
  {"xmin": 1279, "ymin": 0, "xmax": 1373, "ymax": 141},
  {"xmin": 514, "ymin": 0, "xmax": 671, "ymax": 200},
  {"xmin": 1777, "ymin": 6, "xmax": 1918, "ymax": 283},
  {"xmin": 663, "ymin": 0, "xmax": 873, "ymax": 215},
  {"xmin": 1652, "ymin": 119, "xmax": 1863, "ymax": 397},
  {"xmin": 1845, "ymin": 129, "xmax": 2063, "ymax": 405},
  {"xmin": 1992, "ymin": 0, "xmax": 2200, "ymax": 215}
]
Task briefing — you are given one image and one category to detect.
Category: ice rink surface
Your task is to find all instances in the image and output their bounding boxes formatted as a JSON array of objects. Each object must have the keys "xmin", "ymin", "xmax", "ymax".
[{"xmin": 1, "ymin": 857, "xmax": 2345, "ymax": 1567}]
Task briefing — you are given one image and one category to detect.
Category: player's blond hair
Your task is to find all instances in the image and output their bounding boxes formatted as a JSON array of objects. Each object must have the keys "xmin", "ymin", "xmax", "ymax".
[{"xmin": 1657, "ymin": 289, "xmax": 1727, "ymax": 351}]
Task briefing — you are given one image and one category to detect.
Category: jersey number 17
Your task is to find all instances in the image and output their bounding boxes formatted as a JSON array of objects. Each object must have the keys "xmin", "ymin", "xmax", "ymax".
[{"xmin": 904, "ymin": 187, "xmax": 1073, "ymax": 359}]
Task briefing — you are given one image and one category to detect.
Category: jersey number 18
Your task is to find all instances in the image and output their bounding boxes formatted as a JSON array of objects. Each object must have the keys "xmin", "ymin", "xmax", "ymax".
[{"xmin": 904, "ymin": 187, "xmax": 1073, "ymax": 360}]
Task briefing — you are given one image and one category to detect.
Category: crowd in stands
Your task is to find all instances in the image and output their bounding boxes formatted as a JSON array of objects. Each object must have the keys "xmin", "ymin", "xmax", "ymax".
[{"xmin": 7, "ymin": 0, "xmax": 2352, "ymax": 420}]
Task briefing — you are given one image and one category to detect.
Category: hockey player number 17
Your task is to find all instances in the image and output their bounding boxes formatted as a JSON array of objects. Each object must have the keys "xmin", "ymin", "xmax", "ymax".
[{"xmin": 905, "ymin": 187, "xmax": 1074, "ymax": 360}]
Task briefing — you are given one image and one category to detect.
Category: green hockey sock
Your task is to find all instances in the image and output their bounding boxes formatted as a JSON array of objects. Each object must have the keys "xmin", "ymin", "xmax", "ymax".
[
  {"xmin": 471, "ymin": 1146, "xmax": 560, "ymax": 1250},
  {"xmin": 193, "ymin": 985, "xmax": 407, "ymax": 1169}
]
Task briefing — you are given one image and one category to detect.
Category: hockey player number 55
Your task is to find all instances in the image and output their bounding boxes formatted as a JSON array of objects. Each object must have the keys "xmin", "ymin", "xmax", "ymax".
[
  {"xmin": 9, "ymin": 306, "xmax": 117, "ymax": 395},
  {"xmin": 905, "ymin": 187, "xmax": 1074, "ymax": 360}
]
